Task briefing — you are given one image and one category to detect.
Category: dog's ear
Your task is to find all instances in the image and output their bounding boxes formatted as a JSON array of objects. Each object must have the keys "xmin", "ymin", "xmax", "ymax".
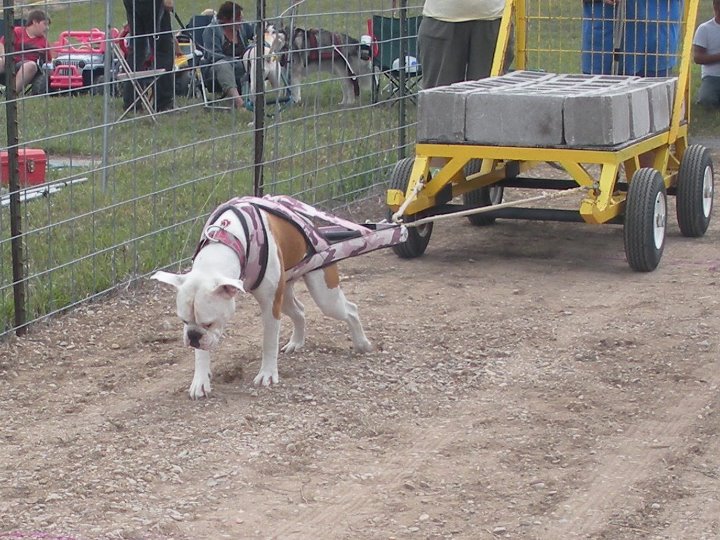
[
  {"xmin": 151, "ymin": 271, "xmax": 186, "ymax": 289},
  {"xmin": 212, "ymin": 277, "xmax": 245, "ymax": 298}
]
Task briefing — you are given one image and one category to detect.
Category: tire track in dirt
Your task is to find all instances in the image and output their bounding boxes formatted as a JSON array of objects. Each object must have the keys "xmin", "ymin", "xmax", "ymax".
[
  {"xmin": 185, "ymin": 397, "xmax": 498, "ymax": 540},
  {"xmin": 541, "ymin": 357, "xmax": 720, "ymax": 538}
]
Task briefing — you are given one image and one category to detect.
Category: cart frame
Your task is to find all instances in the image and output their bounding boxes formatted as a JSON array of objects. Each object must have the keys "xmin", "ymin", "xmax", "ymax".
[{"xmin": 387, "ymin": 0, "xmax": 711, "ymax": 271}]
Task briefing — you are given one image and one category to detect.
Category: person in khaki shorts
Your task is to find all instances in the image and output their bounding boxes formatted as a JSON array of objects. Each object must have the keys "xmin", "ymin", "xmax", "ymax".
[{"xmin": 417, "ymin": 0, "xmax": 510, "ymax": 89}]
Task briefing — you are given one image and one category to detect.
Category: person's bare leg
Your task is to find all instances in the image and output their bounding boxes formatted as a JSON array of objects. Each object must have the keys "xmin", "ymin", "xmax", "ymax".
[{"xmin": 15, "ymin": 62, "xmax": 38, "ymax": 93}]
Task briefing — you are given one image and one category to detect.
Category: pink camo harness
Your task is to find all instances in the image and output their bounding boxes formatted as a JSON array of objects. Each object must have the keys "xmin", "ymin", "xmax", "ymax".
[{"xmin": 194, "ymin": 195, "xmax": 407, "ymax": 291}]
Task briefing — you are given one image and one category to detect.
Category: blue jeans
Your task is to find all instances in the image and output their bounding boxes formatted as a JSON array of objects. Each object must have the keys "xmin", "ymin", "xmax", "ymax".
[{"xmin": 697, "ymin": 76, "xmax": 720, "ymax": 108}]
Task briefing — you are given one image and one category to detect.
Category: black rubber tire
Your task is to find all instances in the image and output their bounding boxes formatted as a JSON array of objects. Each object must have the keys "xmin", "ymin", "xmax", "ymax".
[
  {"xmin": 388, "ymin": 157, "xmax": 433, "ymax": 258},
  {"xmin": 462, "ymin": 158, "xmax": 504, "ymax": 226},
  {"xmin": 624, "ymin": 168, "xmax": 667, "ymax": 272},
  {"xmin": 174, "ymin": 70, "xmax": 191, "ymax": 97},
  {"xmin": 30, "ymin": 72, "xmax": 49, "ymax": 95},
  {"xmin": 90, "ymin": 74, "xmax": 105, "ymax": 96},
  {"xmin": 676, "ymin": 144, "xmax": 714, "ymax": 238}
]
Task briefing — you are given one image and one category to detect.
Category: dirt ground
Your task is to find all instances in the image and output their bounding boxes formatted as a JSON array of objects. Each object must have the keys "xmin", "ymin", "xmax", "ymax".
[{"xmin": 2, "ymin": 153, "xmax": 720, "ymax": 540}]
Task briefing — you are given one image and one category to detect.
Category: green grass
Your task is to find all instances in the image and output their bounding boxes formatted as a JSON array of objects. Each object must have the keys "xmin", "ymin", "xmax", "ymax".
[{"xmin": 0, "ymin": 0, "xmax": 717, "ymax": 334}]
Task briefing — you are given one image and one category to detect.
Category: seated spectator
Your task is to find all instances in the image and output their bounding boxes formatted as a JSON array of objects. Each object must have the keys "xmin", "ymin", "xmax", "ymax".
[
  {"xmin": 201, "ymin": 1, "xmax": 253, "ymax": 109},
  {"xmin": 0, "ymin": 10, "xmax": 51, "ymax": 94},
  {"xmin": 693, "ymin": 0, "xmax": 720, "ymax": 108}
]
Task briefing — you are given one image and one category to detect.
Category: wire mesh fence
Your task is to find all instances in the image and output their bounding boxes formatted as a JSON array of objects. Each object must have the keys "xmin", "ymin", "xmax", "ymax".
[
  {"xmin": 0, "ymin": 0, "xmax": 700, "ymax": 336},
  {"xmin": 0, "ymin": 0, "xmax": 423, "ymax": 336}
]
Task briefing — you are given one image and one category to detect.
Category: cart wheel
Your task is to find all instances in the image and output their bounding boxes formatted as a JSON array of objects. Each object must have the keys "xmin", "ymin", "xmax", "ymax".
[
  {"xmin": 174, "ymin": 70, "xmax": 191, "ymax": 97},
  {"xmin": 388, "ymin": 157, "xmax": 433, "ymax": 258},
  {"xmin": 91, "ymin": 75, "xmax": 119, "ymax": 97},
  {"xmin": 90, "ymin": 75, "xmax": 104, "ymax": 96},
  {"xmin": 676, "ymin": 144, "xmax": 714, "ymax": 238},
  {"xmin": 30, "ymin": 72, "xmax": 49, "ymax": 96},
  {"xmin": 624, "ymin": 168, "xmax": 667, "ymax": 272},
  {"xmin": 463, "ymin": 159, "xmax": 504, "ymax": 226}
]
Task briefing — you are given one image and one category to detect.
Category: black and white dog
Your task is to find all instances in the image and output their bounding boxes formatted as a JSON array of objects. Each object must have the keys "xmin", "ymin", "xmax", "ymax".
[
  {"xmin": 286, "ymin": 27, "xmax": 373, "ymax": 106},
  {"xmin": 241, "ymin": 23, "xmax": 287, "ymax": 105}
]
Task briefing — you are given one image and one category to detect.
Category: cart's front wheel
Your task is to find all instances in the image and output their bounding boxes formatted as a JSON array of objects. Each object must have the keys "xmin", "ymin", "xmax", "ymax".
[
  {"xmin": 676, "ymin": 144, "xmax": 714, "ymax": 237},
  {"xmin": 463, "ymin": 159, "xmax": 504, "ymax": 226},
  {"xmin": 30, "ymin": 72, "xmax": 49, "ymax": 96},
  {"xmin": 624, "ymin": 168, "xmax": 667, "ymax": 272},
  {"xmin": 388, "ymin": 157, "xmax": 433, "ymax": 258}
]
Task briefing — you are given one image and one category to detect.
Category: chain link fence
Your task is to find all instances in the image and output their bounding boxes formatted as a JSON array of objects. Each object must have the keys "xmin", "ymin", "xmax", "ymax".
[{"xmin": 0, "ymin": 0, "xmax": 423, "ymax": 336}]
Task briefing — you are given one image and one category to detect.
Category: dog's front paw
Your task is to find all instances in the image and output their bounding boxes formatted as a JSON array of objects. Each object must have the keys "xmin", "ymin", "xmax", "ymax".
[
  {"xmin": 253, "ymin": 369, "xmax": 279, "ymax": 387},
  {"xmin": 189, "ymin": 373, "xmax": 212, "ymax": 399},
  {"xmin": 354, "ymin": 338, "xmax": 373, "ymax": 353}
]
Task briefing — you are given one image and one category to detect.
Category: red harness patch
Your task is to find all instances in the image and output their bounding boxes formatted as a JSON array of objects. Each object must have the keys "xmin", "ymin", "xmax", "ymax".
[{"xmin": 306, "ymin": 29, "xmax": 344, "ymax": 63}]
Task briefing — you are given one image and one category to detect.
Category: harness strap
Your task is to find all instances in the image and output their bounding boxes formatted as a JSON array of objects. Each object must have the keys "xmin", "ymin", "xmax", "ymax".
[{"xmin": 194, "ymin": 202, "xmax": 269, "ymax": 291}]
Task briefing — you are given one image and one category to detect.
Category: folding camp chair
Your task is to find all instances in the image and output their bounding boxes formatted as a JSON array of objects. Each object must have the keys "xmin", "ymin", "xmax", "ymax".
[
  {"xmin": 368, "ymin": 14, "xmax": 422, "ymax": 104},
  {"xmin": 113, "ymin": 41, "xmax": 166, "ymax": 122},
  {"xmin": 177, "ymin": 13, "xmax": 254, "ymax": 110}
]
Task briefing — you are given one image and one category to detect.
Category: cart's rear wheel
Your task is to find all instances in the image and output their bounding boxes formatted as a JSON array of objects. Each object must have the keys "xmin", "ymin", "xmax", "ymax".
[
  {"xmin": 676, "ymin": 144, "xmax": 714, "ymax": 237},
  {"xmin": 624, "ymin": 168, "xmax": 667, "ymax": 272},
  {"xmin": 30, "ymin": 72, "xmax": 49, "ymax": 96},
  {"xmin": 388, "ymin": 157, "xmax": 433, "ymax": 258},
  {"xmin": 463, "ymin": 159, "xmax": 504, "ymax": 226}
]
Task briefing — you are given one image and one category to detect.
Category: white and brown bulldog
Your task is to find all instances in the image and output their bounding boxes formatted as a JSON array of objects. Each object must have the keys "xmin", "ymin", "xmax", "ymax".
[{"xmin": 152, "ymin": 196, "xmax": 405, "ymax": 399}]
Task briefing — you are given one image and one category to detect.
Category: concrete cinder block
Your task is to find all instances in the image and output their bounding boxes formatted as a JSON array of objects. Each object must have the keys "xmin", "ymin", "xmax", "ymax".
[
  {"xmin": 604, "ymin": 84, "xmax": 651, "ymax": 139},
  {"xmin": 630, "ymin": 78, "xmax": 675, "ymax": 132},
  {"xmin": 418, "ymin": 86, "xmax": 474, "ymax": 143},
  {"xmin": 418, "ymin": 72, "xmax": 558, "ymax": 142},
  {"xmin": 564, "ymin": 90, "xmax": 631, "ymax": 146},
  {"xmin": 420, "ymin": 72, "xmax": 656, "ymax": 147},
  {"xmin": 465, "ymin": 90, "xmax": 566, "ymax": 146}
]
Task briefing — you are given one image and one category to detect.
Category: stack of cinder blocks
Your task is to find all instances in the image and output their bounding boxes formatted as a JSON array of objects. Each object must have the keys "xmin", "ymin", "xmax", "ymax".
[{"xmin": 417, "ymin": 71, "xmax": 677, "ymax": 147}]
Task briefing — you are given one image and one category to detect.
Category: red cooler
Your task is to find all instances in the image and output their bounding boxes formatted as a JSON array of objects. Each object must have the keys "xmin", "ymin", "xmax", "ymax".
[{"xmin": 1, "ymin": 149, "xmax": 48, "ymax": 186}]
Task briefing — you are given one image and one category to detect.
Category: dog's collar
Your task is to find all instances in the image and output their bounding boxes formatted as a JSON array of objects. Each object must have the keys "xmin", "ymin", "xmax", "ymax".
[
  {"xmin": 203, "ymin": 225, "xmax": 248, "ymax": 270},
  {"xmin": 195, "ymin": 203, "xmax": 269, "ymax": 291}
]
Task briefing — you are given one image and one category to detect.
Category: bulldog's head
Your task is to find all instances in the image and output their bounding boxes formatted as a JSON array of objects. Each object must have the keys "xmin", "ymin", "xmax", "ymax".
[{"xmin": 152, "ymin": 270, "xmax": 244, "ymax": 350}]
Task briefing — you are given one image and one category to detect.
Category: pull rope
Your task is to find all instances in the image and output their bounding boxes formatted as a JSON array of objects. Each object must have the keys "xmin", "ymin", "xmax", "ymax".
[{"xmin": 396, "ymin": 186, "xmax": 588, "ymax": 228}]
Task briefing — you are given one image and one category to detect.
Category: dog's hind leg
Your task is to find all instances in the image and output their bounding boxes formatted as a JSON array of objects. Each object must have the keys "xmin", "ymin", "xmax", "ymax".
[
  {"xmin": 289, "ymin": 63, "xmax": 303, "ymax": 104},
  {"xmin": 281, "ymin": 281, "xmax": 306, "ymax": 353},
  {"xmin": 334, "ymin": 64, "xmax": 355, "ymax": 106},
  {"xmin": 303, "ymin": 265, "xmax": 373, "ymax": 353}
]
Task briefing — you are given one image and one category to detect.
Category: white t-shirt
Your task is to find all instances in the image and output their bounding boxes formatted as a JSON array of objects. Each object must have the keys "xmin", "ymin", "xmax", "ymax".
[
  {"xmin": 422, "ymin": 0, "xmax": 505, "ymax": 22},
  {"xmin": 693, "ymin": 18, "xmax": 720, "ymax": 78}
]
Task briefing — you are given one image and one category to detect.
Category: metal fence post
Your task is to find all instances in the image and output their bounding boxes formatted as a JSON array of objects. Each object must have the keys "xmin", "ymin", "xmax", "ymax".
[
  {"xmin": 398, "ymin": 0, "xmax": 408, "ymax": 161},
  {"xmin": 101, "ymin": 0, "xmax": 112, "ymax": 190},
  {"xmin": 253, "ymin": 0, "xmax": 266, "ymax": 196},
  {"xmin": 3, "ymin": 0, "xmax": 28, "ymax": 334}
]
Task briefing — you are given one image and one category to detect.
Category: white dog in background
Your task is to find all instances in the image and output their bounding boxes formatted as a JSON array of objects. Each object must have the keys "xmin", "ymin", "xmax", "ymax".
[{"xmin": 242, "ymin": 23, "xmax": 287, "ymax": 105}]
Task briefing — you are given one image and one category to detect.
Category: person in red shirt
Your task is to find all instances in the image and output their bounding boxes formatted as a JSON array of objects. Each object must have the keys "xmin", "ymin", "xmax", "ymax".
[{"xmin": 0, "ymin": 10, "xmax": 51, "ymax": 94}]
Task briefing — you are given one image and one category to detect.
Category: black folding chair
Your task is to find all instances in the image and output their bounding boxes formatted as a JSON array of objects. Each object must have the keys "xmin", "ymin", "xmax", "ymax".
[{"xmin": 368, "ymin": 14, "xmax": 422, "ymax": 104}]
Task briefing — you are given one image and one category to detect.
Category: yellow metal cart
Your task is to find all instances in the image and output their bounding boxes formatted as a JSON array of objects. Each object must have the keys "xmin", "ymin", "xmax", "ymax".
[{"xmin": 387, "ymin": 0, "xmax": 713, "ymax": 272}]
